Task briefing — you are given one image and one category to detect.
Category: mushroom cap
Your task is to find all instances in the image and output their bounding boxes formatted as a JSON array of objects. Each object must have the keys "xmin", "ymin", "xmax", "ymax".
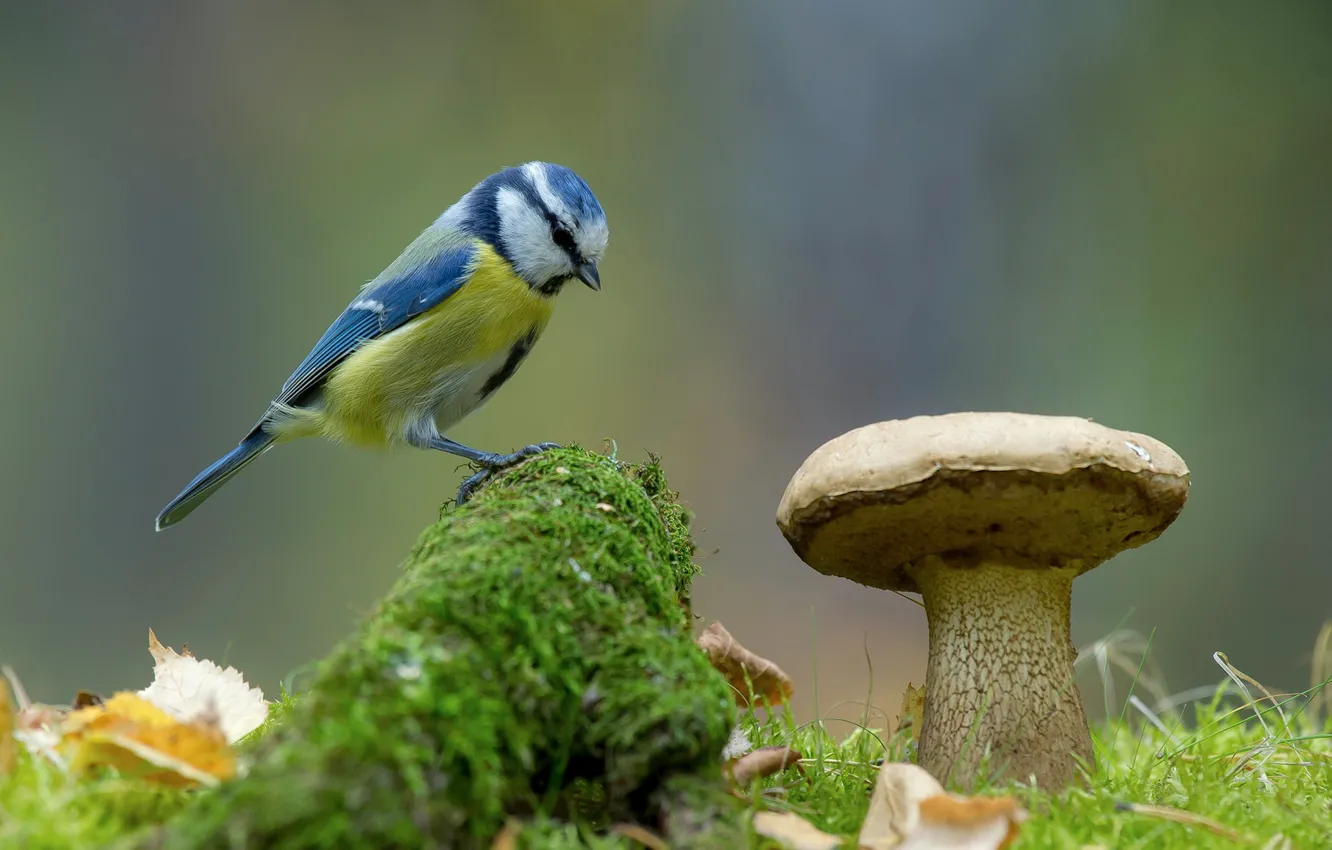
[{"xmin": 776, "ymin": 412, "xmax": 1189, "ymax": 592}]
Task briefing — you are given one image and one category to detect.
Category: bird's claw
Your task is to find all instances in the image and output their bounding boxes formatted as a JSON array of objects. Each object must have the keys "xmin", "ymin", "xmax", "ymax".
[{"xmin": 454, "ymin": 442, "xmax": 563, "ymax": 506}]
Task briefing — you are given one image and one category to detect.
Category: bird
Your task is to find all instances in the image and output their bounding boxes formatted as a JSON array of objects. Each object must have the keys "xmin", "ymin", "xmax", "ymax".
[{"xmin": 155, "ymin": 161, "xmax": 608, "ymax": 531}]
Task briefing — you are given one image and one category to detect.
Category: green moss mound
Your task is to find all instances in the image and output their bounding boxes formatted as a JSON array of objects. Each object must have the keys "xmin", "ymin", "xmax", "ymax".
[{"xmin": 134, "ymin": 447, "xmax": 737, "ymax": 849}]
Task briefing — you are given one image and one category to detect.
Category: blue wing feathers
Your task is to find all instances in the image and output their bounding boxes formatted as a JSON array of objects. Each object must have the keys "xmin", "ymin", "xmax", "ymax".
[
  {"xmin": 272, "ymin": 239, "xmax": 476, "ymax": 407},
  {"xmin": 275, "ymin": 309, "xmax": 380, "ymax": 404}
]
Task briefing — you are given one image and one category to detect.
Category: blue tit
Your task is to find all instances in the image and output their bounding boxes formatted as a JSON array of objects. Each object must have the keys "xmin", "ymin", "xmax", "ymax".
[{"xmin": 155, "ymin": 161, "xmax": 608, "ymax": 531}]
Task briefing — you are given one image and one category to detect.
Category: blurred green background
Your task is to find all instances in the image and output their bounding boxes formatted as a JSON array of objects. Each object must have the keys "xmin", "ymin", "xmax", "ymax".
[{"xmin": 1, "ymin": 2, "xmax": 1329, "ymax": 729}]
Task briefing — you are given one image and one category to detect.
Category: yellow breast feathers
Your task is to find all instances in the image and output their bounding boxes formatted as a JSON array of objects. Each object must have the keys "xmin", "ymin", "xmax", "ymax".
[{"xmin": 314, "ymin": 243, "xmax": 554, "ymax": 447}]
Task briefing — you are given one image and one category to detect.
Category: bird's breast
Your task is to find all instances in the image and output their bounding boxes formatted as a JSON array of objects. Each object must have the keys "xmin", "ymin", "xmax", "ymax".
[{"xmin": 319, "ymin": 244, "xmax": 554, "ymax": 445}]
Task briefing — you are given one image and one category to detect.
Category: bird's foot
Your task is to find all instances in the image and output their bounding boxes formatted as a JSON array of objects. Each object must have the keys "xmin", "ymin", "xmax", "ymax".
[{"xmin": 455, "ymin": 442, "xmax": 561, "ymax": 505}]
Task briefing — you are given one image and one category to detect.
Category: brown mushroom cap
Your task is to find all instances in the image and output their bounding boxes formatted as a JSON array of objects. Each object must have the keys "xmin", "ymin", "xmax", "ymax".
[{"xmin": 776, "ymin": 412, "xmax": 1190, "ymax": 593}]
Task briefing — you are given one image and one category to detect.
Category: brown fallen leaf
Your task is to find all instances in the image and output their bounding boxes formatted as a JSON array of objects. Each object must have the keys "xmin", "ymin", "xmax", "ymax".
[
  {"xmin": 61, "ymin": 692, "xmax": 237, "ymax": 787},
  {"xmin": 752, "ymin": 811, "xmax": 845, "ymax": 850},
  {"xmin": 72, "ymin": 690, "xmax": 104, "ymax": 710},
  {"xmin": 696, "ymin": 621, "xmax": 794, "ymax": 706},
  {"xmin": 0, "ymin": 678, "xmax": 14, "ymax": 775},
  {"xmin": 858, "ymin": 762, "xmax": 1025, "ymax": 850},
  {"xmin": 727, "ymin": 746, "xmax": 803, "ymax": 788}
]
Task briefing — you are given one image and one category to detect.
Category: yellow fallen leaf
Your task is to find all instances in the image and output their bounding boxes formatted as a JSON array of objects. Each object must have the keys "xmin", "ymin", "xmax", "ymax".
[
  {"xmin": 753, "ymin": 811, "xmax": 845, "ymax": 850},
  {"xmin": 857, "ymin": 762, "xmax": 1024, "ymax": 850},
  {"xmin": 727, "ymin": 745, "xmax": 803, "ymax": 789},
  {"xmin": 896, "ymin": 683, "xmax": 925, "ymax": 739},
  {"xmin": 64, "ymin": 691, "xmax": 177, "ymax": 736},
  {"xmin": 138, "ymin": 629, "xmax": 268, "ymax": 744},
  {"xmin": 60, "ymin": 691, "xmax": 236, "ymax": 787},
  {"xmin": 696, "ymin": 622, "xmax": 794, "ymax": 706}
]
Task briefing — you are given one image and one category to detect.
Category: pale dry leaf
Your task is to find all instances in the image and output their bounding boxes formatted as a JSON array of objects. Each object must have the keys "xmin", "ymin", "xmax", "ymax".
[
  {"xmin": 1115, "ymin": 802, "xmax": 1245, "ymax": 843},
  {"xmin": 858, "ymin": 762, "xmax": 1025, "ymax": 850},
  {"xmin": 727, "ymin": 746, "xmax": 803, "ymax": 788},
  {"xmin": 13, "ymin": 703, "xmax": 65, "ymax": 766},
  {"xmin": 490, "ymin": 818, "xmax": 522, "ymax": 850},
  {"xmin": 609, "ymin": 823, "xmax": 671, "ymax": 849},
  {"xmin": 696, "ymin": 621, "xmax": 794, "ymax": 706},
  {"xmin": 138, "ymin": 629, "xmax": 268, "ymax": 744},
  {"xmin": 752, "ymin": 811, "xmax": 844, "ymax": 850}
]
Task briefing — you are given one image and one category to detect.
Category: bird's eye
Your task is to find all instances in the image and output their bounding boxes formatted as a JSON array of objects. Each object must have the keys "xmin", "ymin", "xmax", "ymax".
[{"xmin": 551, "ymin": 223, "xmax": 577, "ymax": 254}]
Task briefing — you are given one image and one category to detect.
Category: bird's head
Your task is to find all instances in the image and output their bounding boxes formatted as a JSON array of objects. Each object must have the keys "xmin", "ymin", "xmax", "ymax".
[{"xmin": 448, "ymin": 161, "xmax": 608, "ymax": 295}]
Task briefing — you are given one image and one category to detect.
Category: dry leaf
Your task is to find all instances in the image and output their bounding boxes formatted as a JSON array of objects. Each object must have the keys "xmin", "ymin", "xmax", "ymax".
[
  {"xmin": 0, "ymin": 678, "xmax": 14, "ymax": 775},
  {"xmin": 609, "ymin": 823, "xmax": 671, "ymax": 849},
  {"xmin": 858, "ymin": 762, "xmax": 1024, "ymax": 850},
  {"xmin": 696, "ymin": 622, "xmax": 794, "ymax": 706},
  {"xmin": 490, "ymin": 818, "xmax": 522, "ymax": 850},
  {"xmin": 896, "ymin": 683, "xmax": 925, "ymax": 738},
  {"xmin": 3, "ymin": 668, "xmax": 63, "ymax": 766},
  {"xmin": 61, "ymin": 691, "xmax": 236, "ymax": 787},
  {"xmin": 13, "ymin": 704, "xmax": 63, "ymax": 766},
  {"xmin": 1115, "ymin": 802, "xmax": 1245, "ymax": 843},
  {"xmin": 138, "ymin": 629, "xmax": 268, "ymax": 744},
  {"xmin": 753, "ymin": 811, "xmax": 845, "ymax": 850},
  {"xmin": 72, "ymin": 690, "xmax": 104, "ymax": 710},
  {"xmin": 727, "ymin": 746, "xmax": 803, "ymax": 788}
]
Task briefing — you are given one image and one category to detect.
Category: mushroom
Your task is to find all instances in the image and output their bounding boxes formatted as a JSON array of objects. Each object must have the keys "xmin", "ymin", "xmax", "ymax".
[{"xmin": 776, "ymin": 412, "xmax": 1189, "ymax": 789}]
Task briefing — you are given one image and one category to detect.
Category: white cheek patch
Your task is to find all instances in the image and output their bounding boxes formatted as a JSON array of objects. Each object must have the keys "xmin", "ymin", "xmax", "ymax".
[
  {"xmin": 576, "ymin": 220, "xmax": 609, "ymax": 262},
  {"xmin": 496, "ymin": 185, "xmax": 569, "ymax": 284}
]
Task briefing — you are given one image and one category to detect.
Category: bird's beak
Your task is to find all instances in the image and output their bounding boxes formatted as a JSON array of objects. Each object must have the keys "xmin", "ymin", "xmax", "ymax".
[{"xmin": 575, "ymin": 261, "xmax": 601, "ymax": 291}]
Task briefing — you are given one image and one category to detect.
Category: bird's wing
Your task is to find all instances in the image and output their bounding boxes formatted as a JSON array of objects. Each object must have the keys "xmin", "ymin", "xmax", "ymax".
[{"xmin": 273, "ymin": 234, "xmax": 478, "ymax": 407}]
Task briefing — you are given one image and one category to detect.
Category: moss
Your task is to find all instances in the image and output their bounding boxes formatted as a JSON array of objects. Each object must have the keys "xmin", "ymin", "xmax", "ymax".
[
  {"xmin": 132, "ymin": 447, "xmax": 737, "ymax": 849},
  {"xmin": 0, "ymin": 748, "xmax": 194, "ymax": 850}
]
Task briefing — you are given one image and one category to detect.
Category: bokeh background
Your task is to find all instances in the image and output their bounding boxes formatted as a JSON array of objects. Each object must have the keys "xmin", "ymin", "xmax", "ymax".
[{"xmin": 2, "ymin": 2, "xmax": 1329, "ymax": 731}]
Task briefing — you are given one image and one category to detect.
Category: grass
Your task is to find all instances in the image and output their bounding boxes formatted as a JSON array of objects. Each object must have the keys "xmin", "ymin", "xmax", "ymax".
[
  {"xmin": 2, "ymin": 631, "xmax": 1330, "ymax": 848},
  {"xmin": 733, "ymin": 626, "xmax": 1332, "ymax": 849}
]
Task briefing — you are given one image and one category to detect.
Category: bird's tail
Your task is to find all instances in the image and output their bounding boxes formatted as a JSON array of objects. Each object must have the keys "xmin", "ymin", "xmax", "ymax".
[{"xmin": 155, "ymin": 430, "xmax": 276, "ymax": 531}]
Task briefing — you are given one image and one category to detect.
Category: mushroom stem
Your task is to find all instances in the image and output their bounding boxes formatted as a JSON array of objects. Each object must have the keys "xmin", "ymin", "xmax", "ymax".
[{"xmin": 910, "ymin": 557, "xmax": 1092, "ymax": 789}]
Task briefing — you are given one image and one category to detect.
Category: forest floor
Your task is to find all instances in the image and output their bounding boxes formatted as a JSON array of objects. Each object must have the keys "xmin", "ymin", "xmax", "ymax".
[{"xmin": 736, "ymin": 629, "xmax": 1332, "ymax": 849}]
